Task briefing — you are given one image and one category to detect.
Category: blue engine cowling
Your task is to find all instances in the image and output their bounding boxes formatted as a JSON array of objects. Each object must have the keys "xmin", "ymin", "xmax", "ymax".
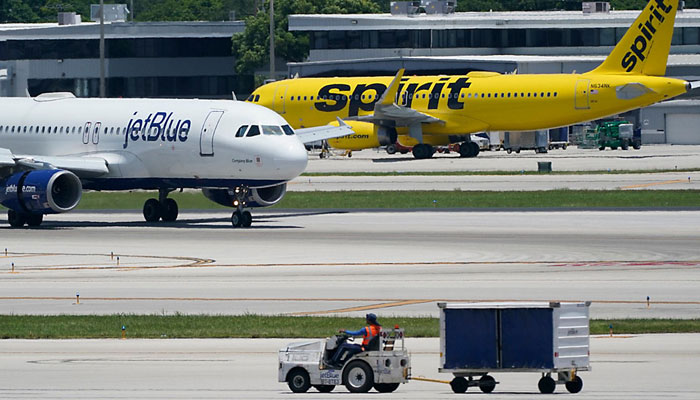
[
  {"xmin": 202, "ymin": 183, "xmax": 286, "ymax": 208},
  {"xmin": 1, "ymin": 169, "xmax": 83, "ymax": 214}
]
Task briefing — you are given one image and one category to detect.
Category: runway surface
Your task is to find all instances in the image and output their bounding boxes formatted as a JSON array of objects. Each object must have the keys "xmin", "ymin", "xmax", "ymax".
[
  {"xmin": 1, "ymin": 335, "xmax": 699, "ymax": 399},
  {"xmin": 1, "ymin": 210, "xmax": 698, "ymax": 318}
]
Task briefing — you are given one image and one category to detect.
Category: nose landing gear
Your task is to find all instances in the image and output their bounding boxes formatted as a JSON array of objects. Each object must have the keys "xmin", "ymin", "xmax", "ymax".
[{"xmin": 230, "ymin": 186, "xmax": 252, "ymax": 228}]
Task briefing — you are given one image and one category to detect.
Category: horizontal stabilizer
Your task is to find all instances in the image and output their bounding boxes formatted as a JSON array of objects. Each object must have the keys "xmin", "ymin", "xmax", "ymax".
[
  {"xmin": 295, "ymin": 118, "xmax": 355, "ymax": 144},
  {"xmin": 616, "ymin": 83, "xmax": 655, "ymax": 100}
]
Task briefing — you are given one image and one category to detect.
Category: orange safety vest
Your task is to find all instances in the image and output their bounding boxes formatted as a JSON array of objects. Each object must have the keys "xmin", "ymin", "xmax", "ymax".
[{"xmin": 362, "ymin": 324, "xmax": 381, "ymax": 347}]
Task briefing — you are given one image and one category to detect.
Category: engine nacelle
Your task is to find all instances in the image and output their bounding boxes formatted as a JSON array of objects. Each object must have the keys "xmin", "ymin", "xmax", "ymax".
[
  {"xmin": 0, "ymin": 169, "xmax": 83, "ymax": 214},
  {"xmin": 202, "ymin": 183, "xmax": 287, "ymax": 208},
  {"xmin": 327, "ymin": 121, "xmax": 396, "ymax": 150}
]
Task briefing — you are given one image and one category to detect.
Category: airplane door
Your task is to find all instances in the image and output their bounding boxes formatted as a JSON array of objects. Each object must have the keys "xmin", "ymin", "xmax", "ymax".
[
  {"xmin": 92, "ymin": 122, "xmax": 101, "ymax": 144},
  {"xmin": 273, "ymin": 84, "xmax": 288, "ymax": 114},
  {"xmin": 200, "ymin": 110, "xmax": 224, "ymax": 156},
  {"xmin": 82, "ymin": 122, "xmax": 91, "ymax": 144},
  {"xmin": 575, "ymin": 79, "xmax": 591, "ymax": 110}
]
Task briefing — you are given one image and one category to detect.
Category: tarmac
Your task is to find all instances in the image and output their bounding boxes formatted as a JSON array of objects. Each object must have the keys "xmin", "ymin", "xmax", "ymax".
[{"xmin": 1, "ymin": 335, "xmax": 699, "ymax": 399}]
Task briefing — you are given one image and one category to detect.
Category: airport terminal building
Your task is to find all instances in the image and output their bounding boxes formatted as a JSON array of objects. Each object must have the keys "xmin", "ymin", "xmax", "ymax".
[{"xmin": 0, "ymin": 19, "xmax": 251, "ymax": 99}]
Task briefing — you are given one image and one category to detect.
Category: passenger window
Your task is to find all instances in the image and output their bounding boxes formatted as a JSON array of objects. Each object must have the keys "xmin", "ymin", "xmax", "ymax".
[
  {"xmin": 282, "ymin": 125, "xmax": 295, "ymax": 136},
  {"xmin": 235, "ymin": 125, "xmax": 248, "ymax": 137},
  {"xmin": 246, "ymin": 125, "xmax": 260, "ymax": 137},
  {"xmin": 262, "ymin": 125, "xmax": 284, "ymax": 135}
]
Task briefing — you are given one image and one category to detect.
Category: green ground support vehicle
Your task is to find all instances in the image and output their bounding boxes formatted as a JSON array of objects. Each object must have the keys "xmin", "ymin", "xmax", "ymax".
[{"xmin": 595, "ymin": 121, "xmax": 642, "ymax": 150}]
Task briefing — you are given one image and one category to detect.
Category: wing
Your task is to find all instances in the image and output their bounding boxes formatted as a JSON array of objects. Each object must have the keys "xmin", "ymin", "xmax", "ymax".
[
  {"xmin": 295, "ymin": 118, "xmax": 355, "ymax": 144},
  {"xmin": 0, "ymin": 148, "xmax": 109, "ymax": 178},
  {"xmin": 345, "ymin": 68, "xmax": 445, "ymax": 126}
]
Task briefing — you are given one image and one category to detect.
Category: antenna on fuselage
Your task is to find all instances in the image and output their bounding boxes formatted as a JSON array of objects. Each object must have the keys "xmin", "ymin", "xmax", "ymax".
[{"xmin": 232, "ymin": 91, "xmax": 238, "ymax": 101}]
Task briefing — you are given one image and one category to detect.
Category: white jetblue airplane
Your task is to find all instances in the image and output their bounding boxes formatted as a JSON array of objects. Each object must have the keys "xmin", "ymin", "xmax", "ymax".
[{"xmin": 0, "ymin": 92, "xmax": 350, "ymax": 228}]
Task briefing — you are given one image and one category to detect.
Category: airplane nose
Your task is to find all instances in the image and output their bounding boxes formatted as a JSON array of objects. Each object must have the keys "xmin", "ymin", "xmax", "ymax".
[{"xmin": 274, "ymin": 139, "xmax": 308, "ymax": 179}]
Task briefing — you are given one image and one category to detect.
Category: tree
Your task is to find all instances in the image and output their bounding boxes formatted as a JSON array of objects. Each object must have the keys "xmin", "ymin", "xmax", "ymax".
[
  {"xmin": 1, "ymin": 0, "xmax": 39, "ymax": 23},
  {"xmin": 231, "ymin": 0, "xmax": 381, "ymax": 75}
]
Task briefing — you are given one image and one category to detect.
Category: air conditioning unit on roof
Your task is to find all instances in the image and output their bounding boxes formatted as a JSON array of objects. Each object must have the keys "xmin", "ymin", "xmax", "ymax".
[{"xmin": 582, "ymin": 2, "xmax": 610, "ymax": 14}]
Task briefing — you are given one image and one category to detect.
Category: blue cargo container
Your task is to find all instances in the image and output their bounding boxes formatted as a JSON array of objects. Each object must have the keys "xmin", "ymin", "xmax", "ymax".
[{"xmin": 439, "ymin": 302, "xmax": 590, "ymax": 394}]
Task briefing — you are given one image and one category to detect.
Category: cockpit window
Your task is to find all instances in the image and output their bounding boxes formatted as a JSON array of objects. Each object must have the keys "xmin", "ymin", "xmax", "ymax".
[
  {"xmin": 262, "ymin": 125, "xmax": 284, "ymax": 135},
  {"xmin": 255, "ymin": 94, "xmax": 260, "ymax": 102},
  {"xmin": 235, "ymin": 125, "xmax": 248, "ymax": 137},
  {"xmin": 246, "ymin": 95, "xmax": 254, "ymax": 102},
  {"xmin": 246, "ymin": 125, "xmax": 260, "ymax": 137},
  {"xmin": 282, "ymin": 125, "xmax": 295, "ymax": 136}
]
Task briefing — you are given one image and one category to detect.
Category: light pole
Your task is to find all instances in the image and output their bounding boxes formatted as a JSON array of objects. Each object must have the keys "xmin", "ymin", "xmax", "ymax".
[
  {"xmin": 269, "ymin": 0, "xmax": 275, "ymax": 81},
  {"xmin": 99, "ymin": 0, "xmax": 105, "ymax": 97}
]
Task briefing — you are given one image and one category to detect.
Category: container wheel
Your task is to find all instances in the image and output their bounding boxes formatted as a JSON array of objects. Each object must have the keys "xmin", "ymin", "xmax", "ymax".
[
  {"xmin": 479, "ymin": 375, "xmax": 496, "ymax": 393},
  {"xmin": 287, "ymin": 368, "xmax": 311, "ymax": 393},
  {"xmin": 450, "ymin": 377, "xmax": 468, "ymax": 393},
  {"xmin": 538, "ymin": 376, "xmax": 556, "ymax": 394},
  {"xmin": 374, "ymin": 382, "xmax": 400, "ymax": 393},
  {"xmin": 599, "ymin": 146, "xmax": 605, "ymax": 151},
  {"xmin": 313, "ymin": 384, "xmax": 335, "ymax": 393},
  {"xmin": 565, "ymin": 376, "xmax": 583, "ymax": 393},
  {"xmin": 343, "ymin": 360, "xmax": 374, "ymax": 393},
  {"xmin": 386, "ymin": 144, "xmax": 397, "ymax": 154}
]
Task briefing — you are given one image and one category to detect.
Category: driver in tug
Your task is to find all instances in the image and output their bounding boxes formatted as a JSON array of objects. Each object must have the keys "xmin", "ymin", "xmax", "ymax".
[{"xmin": 330, "ymin": 313, "xmax": 382, "ymax": 368}]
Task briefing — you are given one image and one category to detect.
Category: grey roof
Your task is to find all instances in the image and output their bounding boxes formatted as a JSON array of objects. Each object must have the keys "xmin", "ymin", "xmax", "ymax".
[
  {"xmin": 289, "ymin": 9, "xmax": 700, "ymax": 31},
  {"xmin": 0, "ymin": 21, "xmax": 245, "ymax": 40}
]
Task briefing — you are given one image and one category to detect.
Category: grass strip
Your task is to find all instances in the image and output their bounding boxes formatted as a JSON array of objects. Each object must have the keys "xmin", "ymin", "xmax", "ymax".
[
  {"xmin": 1, "ymin": 315, "xmax": 699, "ymax": 339},
  {"xmin": 56, "ymin": 189, "xmax": 700, "ymax": 210}
]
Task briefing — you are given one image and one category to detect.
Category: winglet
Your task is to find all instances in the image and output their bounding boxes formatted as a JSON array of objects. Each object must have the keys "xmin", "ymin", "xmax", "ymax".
[{"xmin": 378, "ymin": 68, "xmax": 405, "ymax": 105}]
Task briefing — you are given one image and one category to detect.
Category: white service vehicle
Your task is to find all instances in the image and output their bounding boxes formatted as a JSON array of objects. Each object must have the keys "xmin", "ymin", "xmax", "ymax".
[{"xmin": 279, "ymin": 327, "xmax": 411, "ymax": 393}]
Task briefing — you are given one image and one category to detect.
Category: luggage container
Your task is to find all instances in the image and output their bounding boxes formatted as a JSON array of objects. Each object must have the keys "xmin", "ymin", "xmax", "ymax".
[
  {"xmin": 438, "ymin": 302, "xmax": 590, "ymax": 394},
  {"xmin": 503, "ymin": 130, "xmax": 549, "ymax": 154}
]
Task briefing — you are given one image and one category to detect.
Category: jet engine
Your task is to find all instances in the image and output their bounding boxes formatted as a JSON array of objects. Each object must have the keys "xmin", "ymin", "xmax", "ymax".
[
  {"xmin": 0, "ymin": 169, "xmax": 83, "ymax": 214},
  {"xmin": 327, "ymin": 121, "xmax": 396, "ymax": 150},
  {"xmin": 202, "ymin": 183, "xmax": 287, "ymax": 208}
]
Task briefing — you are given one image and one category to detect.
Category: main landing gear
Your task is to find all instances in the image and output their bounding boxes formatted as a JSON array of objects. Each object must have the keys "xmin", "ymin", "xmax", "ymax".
[
  {"xmin": 459, "ymin": 141, "xmax": 480, "ymax": 158},
  {"xmin": 412, "ymin": 143, "xmax": 435, "ymax": 159},
  {"xmin": 7, "ymin": 209, "xmax": 44, "ymax": 228},
  {"xmin": 229, "ymin": 186, "xmax": 252, "ymax": 228},
  {"xmin": 142, "ymin": 188, "xmax": 179, "ymax": 223}
]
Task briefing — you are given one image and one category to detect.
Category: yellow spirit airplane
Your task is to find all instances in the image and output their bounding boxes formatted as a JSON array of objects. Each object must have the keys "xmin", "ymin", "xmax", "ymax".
[{"xmin": 249, "ymin": 0, "xmax": 694, "ymax": 159}]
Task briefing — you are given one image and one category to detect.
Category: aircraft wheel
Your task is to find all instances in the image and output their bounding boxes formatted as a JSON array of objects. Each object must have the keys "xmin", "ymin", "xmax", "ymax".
[
  {"xmin": 459, "ymin": 143, "xmax": 473, "ymax": 158},
  {"xmin": 161, "ymin": 198, "xmax": 179, "ymax": 222},
  {"xmin": 412, "ymin": 144, "xmax": 434, "ymax": 159},
  {"xmin": 450, "ymin": 377, "xmax": 468, "ymax": 393},
  {"xmin": 241, "ymin": 211, "xmax": 252, "ymax": 228},
  {"xmin": 538, "ymin": 376, "xmax": 556, "ymax": 394},
  {"xmin": 7, "ymin": 210, "xmax": 27, "ymax": 228},
  {"xmin": 231, "ymin": 211, "xmax": 243, "ymax": 228},
  {"xmin": 26, "ymin": 214, "xmax": 44, "ymax": 227},
  {"xmin": 343, "ymin": 360, "xmax": 374, "ymax": 393},
  {"xmin": 143, "ymin": 198, "xmax": 161, "ymax": 222},
  {"xmin": 469, "ymin": 142, "xmax": 480, "ymax": 157}
]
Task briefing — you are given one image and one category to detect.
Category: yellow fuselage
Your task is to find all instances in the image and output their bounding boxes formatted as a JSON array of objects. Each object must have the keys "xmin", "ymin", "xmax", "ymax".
[{"xmin": 251, "ymin": 72, "xmax": 687, "ymax": 148}]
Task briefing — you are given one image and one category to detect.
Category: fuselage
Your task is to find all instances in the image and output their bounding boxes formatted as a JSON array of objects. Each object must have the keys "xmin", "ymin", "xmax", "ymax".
[
  {"xmin": 250, "ymin": 72, "xmax": 688, "ymax": 136},
  {"xmin": 0, "ymin": 95, "xmax": 308, "ymax": 190}
]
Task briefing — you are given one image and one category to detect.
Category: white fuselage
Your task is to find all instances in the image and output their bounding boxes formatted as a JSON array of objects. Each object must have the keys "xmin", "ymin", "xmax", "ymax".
[{"xmin": 0, "ymin": 95, "xmax": 308, "ymax": 190}]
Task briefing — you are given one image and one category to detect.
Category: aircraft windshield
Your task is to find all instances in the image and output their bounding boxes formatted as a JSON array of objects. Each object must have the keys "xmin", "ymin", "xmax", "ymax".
[
  {"xmin": 282, "ymin": 125, "xmax": 295, "ymax": 136},
  {"xmin": 262, "ymin": 125, "xmax": 284, "ymax": 135}
]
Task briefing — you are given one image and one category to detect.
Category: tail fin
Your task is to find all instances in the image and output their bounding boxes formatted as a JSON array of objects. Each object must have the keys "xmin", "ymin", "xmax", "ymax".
[{"xmin": 587, "ymin": 0, "xmax": 678, "ymax": 76}]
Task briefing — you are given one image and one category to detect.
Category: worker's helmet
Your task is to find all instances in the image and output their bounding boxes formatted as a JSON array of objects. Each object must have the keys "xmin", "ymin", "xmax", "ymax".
[{"xmin": 366, "ymin": 313, "xmax": 380, "ymax": 326}]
